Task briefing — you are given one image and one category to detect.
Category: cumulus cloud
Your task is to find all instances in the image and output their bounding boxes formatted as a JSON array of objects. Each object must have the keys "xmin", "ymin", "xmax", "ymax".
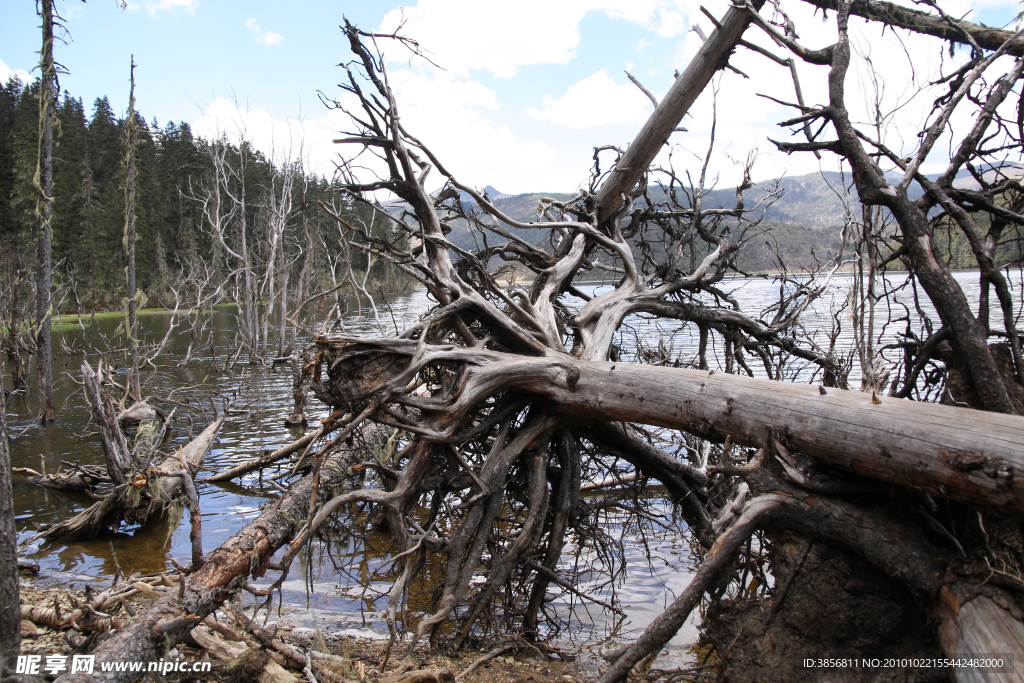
[
  {"xmin": 378, "ymin": 0, "xmax": 700, "ymax": 79},
  {"xmin": 245, "ymin": 18, "xmax": 284, "ymax": 47},
  {"xmin": 192, "ymin": 97, "xmax": 346, "ymax": 176},
  {"xmin": 257, "ymin": 32, "xmax": 284, "ymax": 46},
  {"xmin": 526, "ymin": 70, "xmax": 654, "ymax": 129},
  {"xmin": 386, "ymin": 70, "xmax": 567, "ymax": 191},
  {"xmin": 0, "ymin": 58, "xmax": 32, "ymax": 85},
  {"xmin": 190, "ymin": 84, "xmax": 569, "ymax": 193},
  {"xmin": 302, "ymin": 0, "xmax": 1018, "ymax": 193}
]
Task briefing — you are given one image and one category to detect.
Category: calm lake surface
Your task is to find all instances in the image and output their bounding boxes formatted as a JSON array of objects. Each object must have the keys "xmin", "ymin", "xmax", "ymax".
[{"xmin": 6, "ymin": 269, "xmax": 1017, "ymax": 663}]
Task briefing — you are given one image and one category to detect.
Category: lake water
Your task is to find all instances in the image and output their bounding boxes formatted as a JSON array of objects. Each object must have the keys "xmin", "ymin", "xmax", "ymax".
[{"xmin": 6, "ymin": 269, "xmax": 1018, "ymax": 665}]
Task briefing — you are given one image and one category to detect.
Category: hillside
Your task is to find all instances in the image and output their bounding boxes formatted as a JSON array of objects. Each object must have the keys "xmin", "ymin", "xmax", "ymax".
[
  {"xmin": 445, "ymin": 172, "xmax": 854, "ymax": 272},
  {"xmin": 446, "ymin": 166, "xmax": 1022, "ymax": 272}
]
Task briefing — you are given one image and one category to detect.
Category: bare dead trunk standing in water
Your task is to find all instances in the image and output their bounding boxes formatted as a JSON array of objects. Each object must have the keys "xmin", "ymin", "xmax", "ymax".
[
  {"xmin": 34, "ymin": 0, "xmax": 56, "ymax": 423},
  {"xmin": 124, "ymin": 57, "xmax": 141, "ymax": 403}
]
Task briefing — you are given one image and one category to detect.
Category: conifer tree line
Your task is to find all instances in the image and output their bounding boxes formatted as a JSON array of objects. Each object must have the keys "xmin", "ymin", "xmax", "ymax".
[{"xmin": 0, "ymin": 75, "xmax": 410, "ymax": 359}]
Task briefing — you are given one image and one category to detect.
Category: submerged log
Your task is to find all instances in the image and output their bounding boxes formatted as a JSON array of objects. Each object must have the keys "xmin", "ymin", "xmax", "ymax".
[{"xmin": 15, "ymin": 465, "xmax": 111, "ymax": 491}]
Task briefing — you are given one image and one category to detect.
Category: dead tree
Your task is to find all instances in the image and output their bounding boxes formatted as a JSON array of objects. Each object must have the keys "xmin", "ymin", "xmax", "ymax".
[
  {"xmin": 53, "ymin": 433, "xmax": 372, "ymax": 683},
  {"xmin": 190, "ymin": 134, "xmax": 260, "ymax": 362},
  {"xmin": 0, "ymin": 363, "xmax": 19, "ymax": 669},
  {"xmin": 123, "ymin": 57, "xmax": 141, "ymax": 403},
  {"xmin": 34, "ymin": 0, "xmax": 57, "ymax": 423},
  {"xmin": 45, "ymin": 3, "xmax": 1024, "ymax": 681},
  {"xmin": 213, "ymin": 9, "xmax": 1014, "ymax": 678}
]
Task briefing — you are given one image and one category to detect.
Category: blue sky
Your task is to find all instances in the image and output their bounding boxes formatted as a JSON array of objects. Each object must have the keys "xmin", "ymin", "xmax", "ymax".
[{"xmin": 1, "ymin": 0, "xmax": 1021, "ymax": 194}]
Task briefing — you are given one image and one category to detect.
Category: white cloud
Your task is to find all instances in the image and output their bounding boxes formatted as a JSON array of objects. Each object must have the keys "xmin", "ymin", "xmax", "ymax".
[
  {"xmin": 386, "ymin": 70, "xmax": 567, "ymax": 191},
  {"xmin": 378, "ymin": 0, "xmax": 699, "ymax": 79},
  {"xmin": 526, "ymin": 70, "xmax": 653, "ymax": 129},
  {"xmin": 228, "ymin": 0, "xmax": 1017, "ymax": 197},
  {"xmin": 191, "ymin": 84, "xmax": 567, "ymax": 194},
  {"xmin": 245, "ymin": 18, "xmax": 284, "ymax": 47},
  {"xmin": 258, "ymin": 32, "xmax": 284, "ymax": 46},
  {"xmin": 0, "ymin": 58, "xmax": 32, "ymax": 85},
  {"xmin": 192, "ymin": 98, "xmax": 347, "ymax": 177}
]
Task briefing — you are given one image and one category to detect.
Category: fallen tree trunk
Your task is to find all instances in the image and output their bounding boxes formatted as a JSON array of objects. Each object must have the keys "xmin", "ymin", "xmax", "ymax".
[
  {"xmin": 322, "ymin": 339, "xmax": 1024, "ymax": 514},
  {"xmin": 14, "ymin": 465, "xmax": 111, "ymax": 491},
  {"xmin": 53, "ymin": 447, "xmax": 354, "ymax": 683},
  {"xmin": 526, "ymin": 353, "xmax": 1024, "ymax": 513}
]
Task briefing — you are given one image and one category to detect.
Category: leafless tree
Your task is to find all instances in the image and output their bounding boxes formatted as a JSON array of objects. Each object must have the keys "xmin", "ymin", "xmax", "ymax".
[
  {"xmin": 33, "ymin": 0, "xmax": 57, "ymax": 422},
  {"xmin": 254, "ymin": 13, "xmax": 1024, "ymax": 677}
]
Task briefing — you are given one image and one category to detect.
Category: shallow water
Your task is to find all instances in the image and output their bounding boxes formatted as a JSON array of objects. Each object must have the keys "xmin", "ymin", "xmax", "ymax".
[{"xmin": 7, "ymin": 269, "xmax": 1017, "ymax": 662}]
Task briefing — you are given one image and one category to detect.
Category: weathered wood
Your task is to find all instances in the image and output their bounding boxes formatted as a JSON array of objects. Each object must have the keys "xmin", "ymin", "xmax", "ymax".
[
  {"xmin": 800, "ymin": 0, "xmax": 1024, "ymax": 56},
  {"xmin": 19, "ymin": 466, "xmax": 111, "ymax": 491},
  {"xmin": 81, "ymin": 361, "xmax": 131, "ymax": 485},
  {"xmin": 593, "ymin": 0, "xmax": 764, "ymax": 224},
  {"xmin": 152, "ymin": 413, "xmax": 225, "ymax": 498},
  {"xmin": 381, "ymin": 672, "xmax": 454, "ymax": 683},
  {"xmin": 190, "ymin": 626, "xmax": 299, "ymax": 683},
  {"xmin": 53, "ymin": 448, "xmax": 354, "ymax": 683},
  {"xmin": 34, "ymin": 0, "xmax": 56, "ymax": 424},
  {"xmin": 37, "ymin": 414, "xmax": 223, "ymax": 542},
  {"xmin": 938, "ymin": 592, "xmax": 1024, "ymax": 683},
  {"xmin": 0, "ymin": 367, "xmax": 17, "ymax": 668},
  {"xmin": 597, "ymin": 495, "xmax": 783, "ymax": 683},
  {"xmin": 597, "ymin": 476, "xmax": 1024, "ymax": 682},
  {"xmin": 527, "ymin": 355, "xmax": 1024, "ymax": 513},
  {"xmin": 332, "ymin": 339, "xmax": 1024, "ymax": 513}
]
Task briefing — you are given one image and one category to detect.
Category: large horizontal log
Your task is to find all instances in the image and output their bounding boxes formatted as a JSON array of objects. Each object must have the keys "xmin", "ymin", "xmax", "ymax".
[{"xmin": 403, "ymin": 346, "xmax": 1024, "ymax": 513}]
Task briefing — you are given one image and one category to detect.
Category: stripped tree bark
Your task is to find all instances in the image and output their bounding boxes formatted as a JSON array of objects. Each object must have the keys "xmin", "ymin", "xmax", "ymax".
[{"xmin": 123, "ymin": 57, "xmax": 141, "ymax": 404}]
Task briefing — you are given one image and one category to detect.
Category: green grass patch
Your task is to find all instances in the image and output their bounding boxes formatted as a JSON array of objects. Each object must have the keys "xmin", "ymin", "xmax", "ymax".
[{"xmin": 49, "ymin": 304, "xmax": 241, "ymax": 331}]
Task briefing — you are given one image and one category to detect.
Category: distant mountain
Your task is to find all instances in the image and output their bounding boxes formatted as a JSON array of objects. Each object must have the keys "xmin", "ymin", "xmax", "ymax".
[{"xmin": 411, "ymin": 164, "xmax": 1021, "ymax": 271}]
